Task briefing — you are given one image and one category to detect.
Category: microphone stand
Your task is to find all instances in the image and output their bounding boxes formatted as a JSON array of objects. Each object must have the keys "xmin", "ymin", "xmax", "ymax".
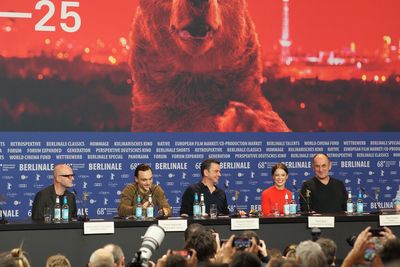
[
  {"xmin": 73, "ymin": 189, "xmax": 90, "ymax": 221},
  {"xmin": 151, "ymin": 184, "xmax": 168, "ymax": 220},
  {"xmin": 224, "ymin": 182, "xmax": 240, "ymax": 218},
  {"xmin": 306, "ymin": 189, "xmax": 311, "ymax": 214},
  {"xmin": 293, "ymin": 184, "xmax": 312, "ymax": 214},
  {"xmin": 360, "ymin": 187, "xmax": 382, "ymax": 215}
]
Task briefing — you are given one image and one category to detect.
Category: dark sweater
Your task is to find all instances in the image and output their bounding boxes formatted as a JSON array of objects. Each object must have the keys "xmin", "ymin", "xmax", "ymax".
[{"xmin": 300, "ymin": 176, "xmax": 348, "ymax": 213}]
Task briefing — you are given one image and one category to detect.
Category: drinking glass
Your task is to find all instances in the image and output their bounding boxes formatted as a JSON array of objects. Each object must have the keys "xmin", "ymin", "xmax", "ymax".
[
  {"xmin": 210, "ymin": 204, "xmax": 218, "ymax": 219},
  {"xmin": 44, "ymin": 207, "xmax": 52, "ymax": 223}
]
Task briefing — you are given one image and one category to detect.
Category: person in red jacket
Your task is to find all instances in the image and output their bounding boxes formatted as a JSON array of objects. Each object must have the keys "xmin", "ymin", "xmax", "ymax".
[{"xmin": 261, "ymin": 163, "xmax": 292, "ymax": 216}]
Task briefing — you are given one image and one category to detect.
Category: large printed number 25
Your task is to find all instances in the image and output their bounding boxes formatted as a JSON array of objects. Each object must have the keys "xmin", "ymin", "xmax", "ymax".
[{"xmin": 35, "ymin": 0, "xmax": 81, "ymax": 32}]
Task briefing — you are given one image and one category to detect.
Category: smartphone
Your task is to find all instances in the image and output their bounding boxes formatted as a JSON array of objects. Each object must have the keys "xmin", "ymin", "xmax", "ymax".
[
  {"xmin": 364, "ymin": 241, "xmax": 376, "ymax": 262},
  {"xmin": 171, "ymin": 250, "xmax": 192, "ymax": 259},
  {"xmin": 233, "ymin": 238, "xmax": 252, "ymax": 249},
  {"xmin": 369, "ymin": 227, "xmax": 384, "ymax": 237}
]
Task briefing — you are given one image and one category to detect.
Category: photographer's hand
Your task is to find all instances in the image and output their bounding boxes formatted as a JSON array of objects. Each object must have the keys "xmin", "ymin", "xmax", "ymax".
[
  {"xmin": 214, "ymin": 235, "xmax": 236, "ymax": 265},
  {"xmin": 342, "ymin": 227, "xmax": 372, "ymax": 267},
  {"xmin": 379, "ymin": 226, "xmax": 396, "ymax": 245},
  {"xmin": 212, "ymin": 232, "xmax": 221, "ymax": 251},
  {"xmin": 155, "ymin": 254, "xmax": 167, "ymax": 267},
  {"xmin": 258, "ymin": 240, "xmax": 268, "ymax": 258},
  {"xmin": 186, "ymin": 249, "xmax": 198, "ymax": 267},
  {"xmin": 244, "ymin": 237, "xmax": 259, "ymax": 254}
]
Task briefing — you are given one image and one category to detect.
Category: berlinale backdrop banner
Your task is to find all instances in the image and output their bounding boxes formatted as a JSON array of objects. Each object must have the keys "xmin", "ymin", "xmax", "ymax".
[{"xmin": 1, "ymin": 0, "xmax": 400, "ymax": 220}]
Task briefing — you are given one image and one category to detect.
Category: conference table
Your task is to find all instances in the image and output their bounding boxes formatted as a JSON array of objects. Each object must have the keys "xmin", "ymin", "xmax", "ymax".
[{"xmin": 1, "ymin": 212, "xmax": 399, "ymax": 267}]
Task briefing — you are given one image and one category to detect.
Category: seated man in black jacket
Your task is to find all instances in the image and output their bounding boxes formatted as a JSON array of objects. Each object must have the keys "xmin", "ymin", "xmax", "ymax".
[
  {"xmin": 300, "ymin": 153, "xmax": 348, "ymax": 213},
  {"xmin": 180, "ymin": 158, "xmax": 229, "ymax": 217},
  {"xmin": 31, "ymin": 163, "xmax": 77, "ymax": 220}
]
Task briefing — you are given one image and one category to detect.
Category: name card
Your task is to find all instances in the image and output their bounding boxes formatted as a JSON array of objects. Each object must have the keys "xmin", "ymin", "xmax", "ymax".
[
  {"xmin": 84, "ymin": 221, "xmax": 115, "ymax": 235},
  {"xmin": 379, "ymin": 214, "xmax": 400, "ymax": 226},
  {"xmin": 158, "ymin": 219, "xmax": 187, "ymax": 232},
  {"xmin": 231, "ymin": 218, "xmax": 259, "ymax": 230},
  {"xmin": 308, "ymin": 216, "xmax": 335, "ymax": 228}
]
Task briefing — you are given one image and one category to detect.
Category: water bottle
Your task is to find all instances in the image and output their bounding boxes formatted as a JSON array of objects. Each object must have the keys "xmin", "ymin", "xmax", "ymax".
[
  {"xmin": 61, "ymin": 196, "xmax": 69, "ymax": 222},
  {"xmin": 53, "ymin": 196, "xmax": 61, "ymax": 223},
  {"xmin": 289, "ymin": 193, "xmax": 297, "ymax": 215},
  {"xmin": 283, "ymin": 192, "xmax": 290, "ymax": 216},
  {"xmin": 146, "ymin": 194, "xmax": 154, "ymax": 219},
  {"xmin": 200, "ymin": 193, "xmax": 206, "ymax": 217},
  {"xmin": 356, "ymin": 192, "xmax": 364, "ymax": 214},
  {"xmin": 193, "ymin": 193, "xmax": 200, "ymax": 218},
  {"xmin": 393, "ymin": 185, "xmax": 400, "ymax": 212},
  {"xmin": 135, "ymin": 195, "xmax": 143, "ymax": 220},
  {"xmin": 347, "ymin": 191, "xmax": 354, "ymax": 214}
]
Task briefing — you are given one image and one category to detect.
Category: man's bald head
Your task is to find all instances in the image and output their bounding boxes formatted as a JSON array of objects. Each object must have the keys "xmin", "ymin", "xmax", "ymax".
[{"xmin": 88, "ymin": 248, "xmax": 115, "ymax": 267}]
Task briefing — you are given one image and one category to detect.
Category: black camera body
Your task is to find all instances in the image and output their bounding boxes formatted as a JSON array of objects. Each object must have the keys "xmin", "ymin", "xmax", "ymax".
[
  {"xmin": 311, "ymin": 227, "xmax": 321, "ymax": 241},
  {"xmin": 369, "ymin": 227, "xmax": 384, "ymax": 237}
]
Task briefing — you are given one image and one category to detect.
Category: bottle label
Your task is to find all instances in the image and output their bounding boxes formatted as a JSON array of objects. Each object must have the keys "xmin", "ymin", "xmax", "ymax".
[
  {"xmin": 193, "ymin": 205, "xmax": 200, "ymax": 217},
  {"xmin": 357, "ymin": 202, "xmax": 363, "ymax": 213},
  {"xmin": 54, "ymin": 209, "xmax": 61, "ymax": 222},
  {"xmin": 147, "ymin": 207, "xmax": 154, "ymax": 218},
  {"xmin": 201, "ymin": 205, "xmax": 206, "ymax": 216},
  {"xmin": 62, "ymin": 208, "xmax": 69, "ymax": 221},
  {"xmin": 289, "ymin": 203, "xmax": 297, "ymax": 214},
  {"xmin": 135, "ymin": 207, "xmax": 142, "ymax": 219},
  {"xmin": 283, "ymin": 204, "xmax": 290, "ymax": 215},
  {"xmin": 347, "ymin": 203, "xmax": 354, "ymax": 213}
]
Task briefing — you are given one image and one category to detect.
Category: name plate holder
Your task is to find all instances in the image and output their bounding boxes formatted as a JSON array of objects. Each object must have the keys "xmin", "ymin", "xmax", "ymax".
[
  {"xmin": 84, "ymin": 221, "xmax": 115, "ymax": 235},
  {"xmin": 231, "ymin": 218, "xmax": 259, "ymax": 230},
  {"xmin": 379, "ymin": 214, "xmax": 400, "ymax": 226},
  {"xmin": 158, "ymin": 219, "xmax": 187, "ymax": 232},
  {"xmin": 308, "ymin": 216, "xmax": 335, "ymax": 228}
]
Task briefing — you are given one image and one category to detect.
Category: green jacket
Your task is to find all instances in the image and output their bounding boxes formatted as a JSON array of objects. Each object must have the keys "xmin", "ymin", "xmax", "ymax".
[{"xmin": 118, "ymin": 183, "xmax": 172, "ymax": 217}]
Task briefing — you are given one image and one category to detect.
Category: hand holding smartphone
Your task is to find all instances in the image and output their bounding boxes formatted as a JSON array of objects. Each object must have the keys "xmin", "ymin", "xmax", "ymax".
[
  {"xmin": 220, "ymin": 238, "xmax": 252, "ymax": 249},
  {"xmin": 369, "ymin": 227, "xmax": 384, "ymax": 237},
  {"xmin": 171, "ymin": 250, "xmax": 192, "ymax": 259}
]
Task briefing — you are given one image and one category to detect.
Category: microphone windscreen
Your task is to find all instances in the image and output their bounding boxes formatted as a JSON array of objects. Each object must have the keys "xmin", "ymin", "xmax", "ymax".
[{"xmin": 224, "ymin": 180, "xmax": 229, "ymax": 189}]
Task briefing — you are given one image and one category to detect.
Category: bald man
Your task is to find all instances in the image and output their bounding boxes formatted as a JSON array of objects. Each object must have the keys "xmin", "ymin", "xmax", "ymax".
[
  {"xmin": 104, "ymin": 244, "xmax": 125, "ymax": 267},
  {"xmin": 32, "ymin": 163, "xmax": 77, "ymax": 220},
  {"xmin": 300, "ymin": 154, "xmax": 348, "ymax": 213},
  {"xmin": 88, "ymin": 248, "xmax": 115, "ymax": 267}
]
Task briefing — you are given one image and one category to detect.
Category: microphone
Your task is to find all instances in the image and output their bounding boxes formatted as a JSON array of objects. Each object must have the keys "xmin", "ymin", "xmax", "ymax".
[
  {"xmin": 0, "ymin": 194, "xmax": 8, "ymax": 224},
  {"xmin": 151, "ymin": 184, "xmax": 168, "ymax": 219},
  {"xmin": 293, "ymin": 184, "xmax": 312, "ymax": 214},
  {"xmin": 224, "ymin": 180, "xmax": 240, "ymax": 218},
  {"xmin": 73, "ymin": 189, "xmax": 90, "ymax": 221},
  {"xmin": 360, "ymin": 187, "xmax": 382, "ymax": 215}
]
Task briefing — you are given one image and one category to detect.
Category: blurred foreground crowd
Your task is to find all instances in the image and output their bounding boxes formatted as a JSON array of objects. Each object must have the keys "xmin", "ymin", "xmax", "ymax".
[{"xmin": 0, "ymin": 225, "xmax": 399, "ymax": 267}]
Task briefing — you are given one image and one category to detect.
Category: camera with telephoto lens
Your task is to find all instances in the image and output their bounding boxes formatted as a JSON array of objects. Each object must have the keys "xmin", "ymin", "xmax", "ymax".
[{"xmin": 129, "ymin": 224, "xmax": 165, "ymax": 267}]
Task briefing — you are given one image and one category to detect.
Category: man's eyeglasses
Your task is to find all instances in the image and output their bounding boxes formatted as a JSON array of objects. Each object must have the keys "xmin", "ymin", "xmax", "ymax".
[{"xmin": 59, "ymin": 174, "xmax": 74, "ymax": 178}]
